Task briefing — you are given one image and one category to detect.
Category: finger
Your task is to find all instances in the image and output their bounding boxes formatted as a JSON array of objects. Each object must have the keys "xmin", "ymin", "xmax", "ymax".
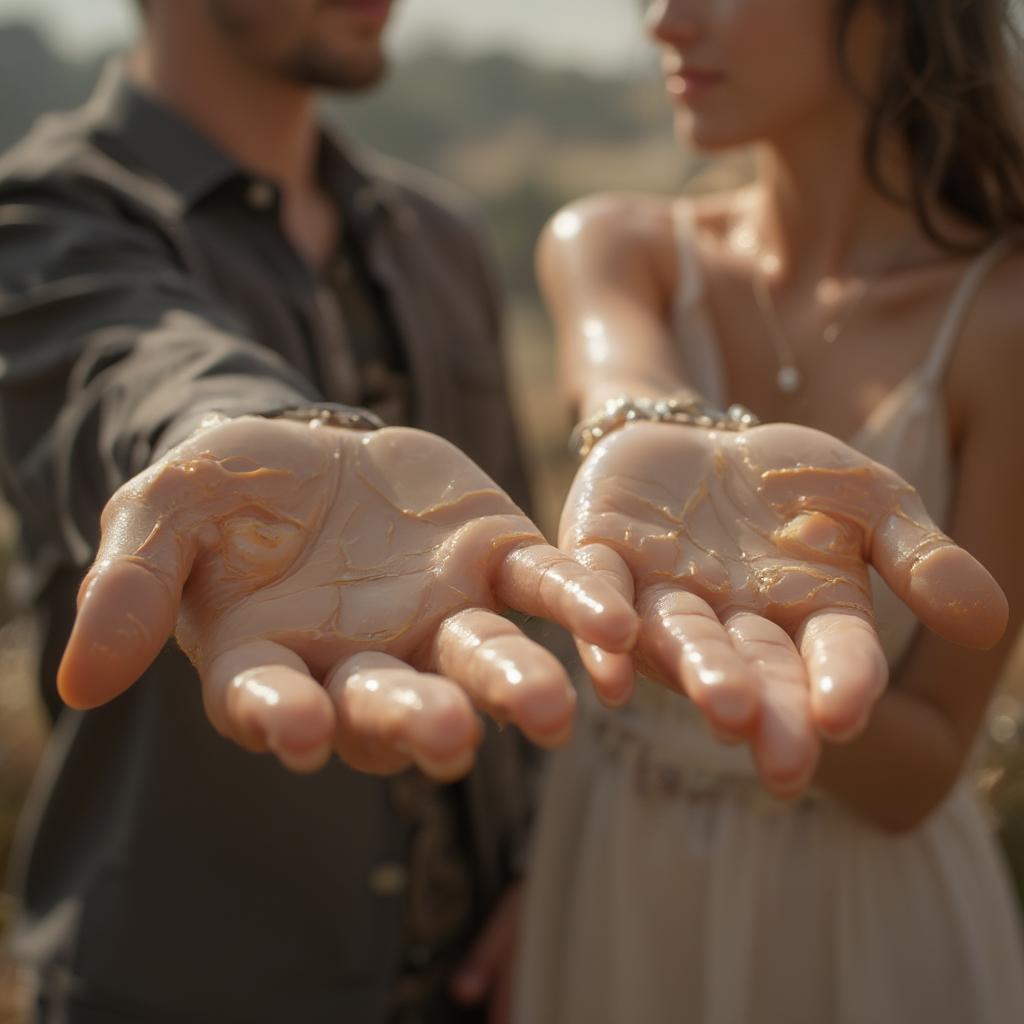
[
  {"xmin": 637, "ymin": 586, "xmax": 759, "ymax": 734},
  {"xmin": 432, "ymin": 608, "xmax": 577, "ymax": 746},
  {"xmin": 326, "ymin": 652, "xmax": 483, "ymax": 781},
  {"xmin": 871, "ymin": 498, "xmax": 1008, "ymax": 650},
  {"xmin": 451, "ymin": 885, "xmax": 522, "ymax": 1011},
  {"xmin": 797, "ymin": 609, "xmax": 888, "ymax": 742},
  {"xmin": 725, "ymin": 612, "xmax": 819, "ymax": 794},
  {"xmin": 202, "ymin": 640, "xmax": 335, "ymax": 773},
  {"xmin": 758, "ymin": 452, "xmax": 1008, "ymax": 650},
  {"xmin": 751, "ymin": 672, "xmax": 820, "ymax": 799},
  {"xmin": 58, "ymin": 499, "xmax": 195, "ymax": 709},
  {"xmin": 493, "ymin": 542, "xmax": 638, "ymax": 654},
  {"xmin": 576, "ymin": 643, "xmax": 637, "ymax": 709},
  {"xmin": 572, "ymin": 543, "xmax": 637, "ymax": 707}
]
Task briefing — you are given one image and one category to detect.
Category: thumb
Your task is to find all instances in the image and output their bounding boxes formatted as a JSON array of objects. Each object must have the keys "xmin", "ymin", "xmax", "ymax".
[
  {"xmin": 871, "ymin": 504, "xmax": 1008, "ymax": 650},
  {"xmin": 756, "ymin": 444, "xmax": 1008, "ymax": 651},
  {"xmin": 58, "ymin": 495, "xmax": 197, "ymax": 709}
]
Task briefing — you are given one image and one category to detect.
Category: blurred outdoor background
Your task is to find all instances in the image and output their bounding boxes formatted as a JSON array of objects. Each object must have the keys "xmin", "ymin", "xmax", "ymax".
[{"xmin": 0, "ymin": 2, "xmax": 1021, "ymax": 1020}]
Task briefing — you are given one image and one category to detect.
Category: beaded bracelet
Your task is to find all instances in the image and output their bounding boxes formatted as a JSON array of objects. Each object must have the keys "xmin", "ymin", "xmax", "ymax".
[
  {"xmin": 268, "ymin": 405, "xmax": 384, "ymax": 433},
  {"xmin": 570, "ymin": 395, "xmax": 760, "ymax": 458}
]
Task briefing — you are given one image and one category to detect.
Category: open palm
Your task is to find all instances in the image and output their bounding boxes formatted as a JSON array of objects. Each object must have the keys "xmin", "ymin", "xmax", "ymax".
[
  {"xmin": 561, "ymin": 420, "xmax": 1007, "ymax": 795},
  {"xmin": 59, "ymin": 417, "xmax": 637, "ymax": 778}
]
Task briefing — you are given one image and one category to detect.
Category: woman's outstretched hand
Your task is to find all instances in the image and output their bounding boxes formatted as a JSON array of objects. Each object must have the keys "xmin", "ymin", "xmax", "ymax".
[
  {"xmin": 561, "ymin": 420, "xmax": 1008, "ymax": 796},
  {"xmin": 58, "ymin": 416, "xmax": 638, "ymax": 778}
]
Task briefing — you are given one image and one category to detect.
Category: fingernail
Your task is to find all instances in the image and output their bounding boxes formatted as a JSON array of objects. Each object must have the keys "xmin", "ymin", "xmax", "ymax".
[
  {"xmin": 523, "ymin": 685, "xmax": 576, "ymax": 736},
  {"xmin": 597, "ymin": 684, "xmax": 633, "ymax": 710},
  {"xmin": 274, "ymin": 742, "xmax": 330, "ymax": 774},
  {"xmin": 418, "ymin": 746, "xmax": 476, "ymax": 782},
  {"xmin": 766, "ymin": 750, "xmax": 817, "ymax": 794},
  {"xmin": 821, "ymin": 708, "xmax": 871, "ymax": 744},
  {"xmin": 707, "ymin": 685, "xmax": 756, "ymax": 727}
]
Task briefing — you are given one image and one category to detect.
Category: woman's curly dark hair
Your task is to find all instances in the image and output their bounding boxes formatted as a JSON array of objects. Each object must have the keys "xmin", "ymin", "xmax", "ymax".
[{"xmin": 837, "ymin": 0, "xmax": 1024, "ymax": 250}]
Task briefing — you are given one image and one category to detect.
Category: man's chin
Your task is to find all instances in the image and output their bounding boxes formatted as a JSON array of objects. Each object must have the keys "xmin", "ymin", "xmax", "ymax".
[{"xmin": 283, "ymin": 50, "xmax": 388, "ymax": 92}]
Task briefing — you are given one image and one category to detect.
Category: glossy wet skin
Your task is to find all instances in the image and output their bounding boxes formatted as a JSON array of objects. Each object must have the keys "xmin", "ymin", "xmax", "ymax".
[
  {"xmin": 531, "ymin": 0, "xmax": 1017, "ymax": 806},
  {"xmin": 562, "ymin": 422, "xmax": 1007, "ymax": 795},
  {"xmin": 60, "ymin": 417, "xmax": 638, "ymax": 778}
]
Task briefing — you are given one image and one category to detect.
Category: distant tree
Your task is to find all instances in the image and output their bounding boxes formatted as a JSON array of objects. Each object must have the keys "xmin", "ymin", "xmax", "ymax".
[
  {"xmin": 0, "ymin": 27, "xmax": 673, "ymax": 305},
  {"xmin": 0, "ymin": 23, "xmax": 103, "ymax": 152}
]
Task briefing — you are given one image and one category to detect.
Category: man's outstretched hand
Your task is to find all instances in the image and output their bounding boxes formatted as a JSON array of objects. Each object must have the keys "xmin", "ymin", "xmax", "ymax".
[
  {"xmin": 561, "ymin": 421, "xmax": 1008, "ymax": 796},
  {"xmin": 59, "ymin": 417, "xmax": 638, "ymax": 777}
]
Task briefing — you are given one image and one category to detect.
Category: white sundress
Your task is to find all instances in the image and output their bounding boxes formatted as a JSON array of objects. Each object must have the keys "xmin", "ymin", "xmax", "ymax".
[{"xmin": 513, "ymin": 209, "xmax": 1024, "ymax": 1024}]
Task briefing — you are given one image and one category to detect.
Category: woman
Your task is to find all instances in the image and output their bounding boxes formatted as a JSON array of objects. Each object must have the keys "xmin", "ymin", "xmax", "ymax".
[{"xmin": 514, "ymin": 1, "xmax": 1024, "ymax": 1021}]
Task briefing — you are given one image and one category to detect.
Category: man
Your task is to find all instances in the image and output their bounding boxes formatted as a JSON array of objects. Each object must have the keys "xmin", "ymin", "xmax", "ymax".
[{"xmin": 0, "ymin": 2, "xmax": 636, "ymax": 1021}]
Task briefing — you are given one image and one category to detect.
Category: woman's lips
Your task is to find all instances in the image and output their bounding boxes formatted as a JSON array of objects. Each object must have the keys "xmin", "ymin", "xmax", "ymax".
[{"xmin": 664, "ymin": 69, "xmax": 724, "ymax": 103}]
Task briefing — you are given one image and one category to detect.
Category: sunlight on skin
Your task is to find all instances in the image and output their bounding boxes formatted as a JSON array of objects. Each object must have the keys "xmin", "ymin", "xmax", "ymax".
[
  {"xmin": 57, "ymin": 417, "xmax": 639, "ymax": 778},
  {"xmin": 582, "ymin": 317, "xmax": 613, "ymax": 367},
  {"xmin": 550, "ymin": 208, "xmax": 584, "ymax": 240},
  {"xmin": 561, "ymin": 420, "xmax": 1008, "ymax": 795}
]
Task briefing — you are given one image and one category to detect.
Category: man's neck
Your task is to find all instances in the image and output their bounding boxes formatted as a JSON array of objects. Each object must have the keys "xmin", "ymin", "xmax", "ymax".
[{"xmin": 129, "ymin": 31, "xmax": 319, "ymax": 196}]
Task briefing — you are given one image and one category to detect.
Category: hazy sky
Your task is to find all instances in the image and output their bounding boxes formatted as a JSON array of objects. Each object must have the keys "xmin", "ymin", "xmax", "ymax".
[{"xmin": 0, "ymin": 0, "xmax": 652, "ymax": 74}]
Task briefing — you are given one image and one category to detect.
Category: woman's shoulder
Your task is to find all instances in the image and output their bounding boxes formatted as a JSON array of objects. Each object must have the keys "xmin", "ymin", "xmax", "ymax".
[
  {"xmin": 947, "ymin": 240, "xmax": 1024, "ymax": 435},
  {"xmin": 539, "ymin": 188, "xmax": 748, "ymax": 275},
  {"xmin": 536, "ymin": 192, "xmax": 679, "ymax": 299},
  {"xmin": 546, "ymin": 191, "xmax": 675, "ymax": 249},
  {"xmin": 687, "ymin": 187, "xmax": 752, "ymax": 239},
  {"xmin": 965, "ymin": 240, "xmax": 1024, "ymax": 334}
]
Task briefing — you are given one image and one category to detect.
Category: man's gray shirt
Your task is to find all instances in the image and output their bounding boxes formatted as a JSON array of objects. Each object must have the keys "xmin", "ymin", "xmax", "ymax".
[{"xmin": 0, "ymin": 64, "xmax": 533, "ymax": 1024}]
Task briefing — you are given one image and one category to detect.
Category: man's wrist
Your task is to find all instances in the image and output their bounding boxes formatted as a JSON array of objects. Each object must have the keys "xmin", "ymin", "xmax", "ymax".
[{"xmin": 264, "ymin": 404, "xmax": 385, "ymax": 433}]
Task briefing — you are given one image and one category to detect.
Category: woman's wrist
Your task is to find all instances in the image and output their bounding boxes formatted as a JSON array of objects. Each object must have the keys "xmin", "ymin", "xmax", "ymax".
[
  {"xmin": 579, "ymin": 382, "xmax": 704, "ymax": 420},
  {"xmin": 570, "ymin": 393, "xmax": 761, "ymax": 458}
]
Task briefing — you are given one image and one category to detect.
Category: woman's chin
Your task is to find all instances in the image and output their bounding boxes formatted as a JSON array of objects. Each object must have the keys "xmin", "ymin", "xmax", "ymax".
[{"xmin": 673, "ymin": 112, "xmax": 750, "ymax": 155}]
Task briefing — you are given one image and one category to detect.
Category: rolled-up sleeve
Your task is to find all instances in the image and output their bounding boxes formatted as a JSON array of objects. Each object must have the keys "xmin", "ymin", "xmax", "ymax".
[{"xmin": 0, "ymin": 186, "xmax": 327, "ymax": 574}]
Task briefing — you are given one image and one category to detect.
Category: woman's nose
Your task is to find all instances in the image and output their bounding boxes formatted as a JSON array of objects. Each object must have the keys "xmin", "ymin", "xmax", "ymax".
[{"xmin": 645, "ymin": 0, "xmax": 706, "ymax": 47}]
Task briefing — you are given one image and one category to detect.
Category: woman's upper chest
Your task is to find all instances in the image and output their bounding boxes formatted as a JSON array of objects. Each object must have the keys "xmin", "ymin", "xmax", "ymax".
[{"xmin": 694, "ymin": 244, "xmax": 974, "ymax": 445}]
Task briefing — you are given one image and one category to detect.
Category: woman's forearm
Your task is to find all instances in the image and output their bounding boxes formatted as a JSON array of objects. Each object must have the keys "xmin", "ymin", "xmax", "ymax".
[
  {"xmin": 537, "ymin": 197, "xmax": 698, "ymax": 420},
  {"xmin": 813, "ymin": 688, "xmax": 963, "ymax": 832}
]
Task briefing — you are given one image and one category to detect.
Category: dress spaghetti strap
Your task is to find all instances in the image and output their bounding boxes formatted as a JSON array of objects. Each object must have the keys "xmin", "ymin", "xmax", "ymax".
[
  {"xmin": 671, "ymin": 199, "xmax": 704, "ymax": 309},
  {"xmin": 670, "ymin": 199, "xmax": 728, "ymax": 406},
  {"xmin": 921, "ymin": 237, "xmax": 1016, "ymax": 386}
]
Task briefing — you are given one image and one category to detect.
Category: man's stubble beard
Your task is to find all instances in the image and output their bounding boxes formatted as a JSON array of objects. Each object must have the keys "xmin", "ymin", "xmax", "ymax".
[
  {"xmin": 281, "ymin": 43, "xmax": 388, "ymax": 92},
  {"xmin": 206, "ymin": 0, "xmax": 389, "ymax": 92}
]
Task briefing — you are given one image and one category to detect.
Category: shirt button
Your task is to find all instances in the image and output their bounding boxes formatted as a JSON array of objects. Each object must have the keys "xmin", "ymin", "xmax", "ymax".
[
  {"xmin": 368, "ymin": 861, "xmax": 408, "ymax": 897},
  {"xmin": 245, "ymin": 179, "xmax": 277, "ymax": 210}
]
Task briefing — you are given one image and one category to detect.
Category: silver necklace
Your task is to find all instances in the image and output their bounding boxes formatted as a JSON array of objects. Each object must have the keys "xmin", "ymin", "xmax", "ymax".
[
  {"xmin": 730, "ymin": 198, "xmax": 919, "ymax": 396},
  {"xmin": 747, "ymin": 243, "xmax": 910, "ymax": 396},
  {"xmin": 729, "ymin": 212, "xmax": 808, "ymax": 394},
  {"xmin": 750, "ymin": 261, "xmax": 803, "ymax": 394}
]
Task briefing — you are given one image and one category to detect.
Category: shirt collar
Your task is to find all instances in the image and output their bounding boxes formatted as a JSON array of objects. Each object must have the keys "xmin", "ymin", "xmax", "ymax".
[
  {"xmin": 84, "ymin": 59, "xmax": 412, "ymax": 229},
  {"xmin": 316, "ymin": 132, "xmax": 411, "ymax": 235},
  {"xmin": 86, "ymin": 60, "xmax": 238, "ymax": 209}
]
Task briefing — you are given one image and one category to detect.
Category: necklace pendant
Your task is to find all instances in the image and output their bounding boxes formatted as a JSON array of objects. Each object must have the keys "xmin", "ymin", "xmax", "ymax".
[
  {"xmin": 776, "ymin": 364, "xmax": 801, "ymax": 394},
  {"xmin": 823, "ymin": 322, "xmax": 840, "ymax": 345}
]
